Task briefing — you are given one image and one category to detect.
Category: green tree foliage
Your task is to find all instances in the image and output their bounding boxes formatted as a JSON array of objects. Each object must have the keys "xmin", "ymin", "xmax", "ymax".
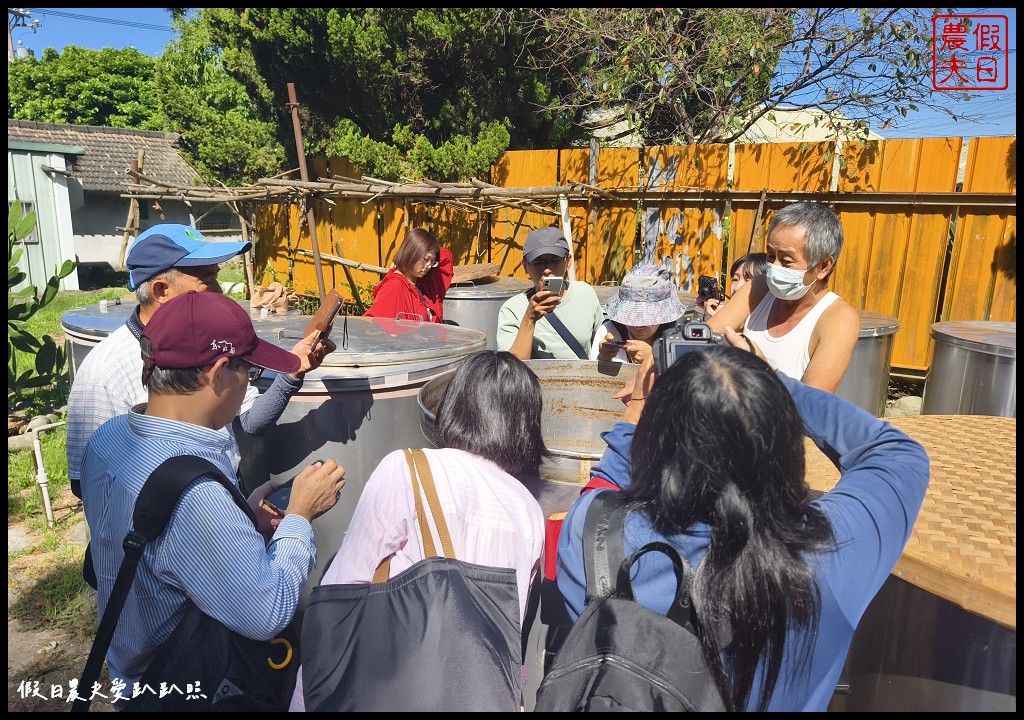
[
  {"xmin": 7, "ymin": 46, "xmax": 163, "ymax": 129},
  {"xmin": 196, "ymin": 8, "xmax": 582, "ymax": 180},
  {"xmin": 522, "ymin": 8, "xmax": 972, "ymax": 145},
  {"xmin": 155, "ymin": 14, "xmax": 285, "ymax": 185},
  {"xmin": 8, "ymin": 203, "xmax": 76, "ymax": 401}
]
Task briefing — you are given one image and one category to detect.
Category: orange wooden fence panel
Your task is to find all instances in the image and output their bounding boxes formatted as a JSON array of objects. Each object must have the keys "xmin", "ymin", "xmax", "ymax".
[
  {"xmin": 643, "ymin": 144, "xmax": 729, "ymax": 294},
  {"xmin": 837, "ymin": 138, "xmax": 962, "ymax": 372},
  {"xmin": 490, "ymin": 150, "xmax": 561, "ymax": 278},
  {"xmin": 730, "ymin": 141, "xmax": 834, "ymax": 276},
  {"xmin": 944, "ymin": 136, "xmax": 1017, "ymax": 323}
]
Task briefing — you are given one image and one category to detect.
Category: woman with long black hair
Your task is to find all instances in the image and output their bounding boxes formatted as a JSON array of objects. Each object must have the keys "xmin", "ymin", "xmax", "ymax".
[{"xmin": 555, "ymin": 344, "xmax": 929, "ymax": 711}]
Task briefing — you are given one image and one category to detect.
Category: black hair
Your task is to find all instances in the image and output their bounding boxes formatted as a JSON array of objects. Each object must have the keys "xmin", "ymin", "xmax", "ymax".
[
  {"xmin": 392, "ymin": 227, "xmax": 441, "ymax": 275},
  {"xmin": 435, "ymin": 350, "xmax": 551, "ymax": 478},
  {"xmin": 622, "ymin": 344, "xmax": 834, "ymax": 711},
  {"xmin": 729, "ymin": 252, "xmax": 769, "ymax": 281}
]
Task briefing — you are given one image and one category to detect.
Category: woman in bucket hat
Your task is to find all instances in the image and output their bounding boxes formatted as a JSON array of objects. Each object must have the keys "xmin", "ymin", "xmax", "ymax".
[{"xmin": 590, "ymin": 264, "xmax": 685, "ymax": 364}]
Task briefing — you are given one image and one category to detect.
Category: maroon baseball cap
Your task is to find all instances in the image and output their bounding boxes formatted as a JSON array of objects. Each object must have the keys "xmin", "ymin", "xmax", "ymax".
[{"xmin": 143, "ymin": 291, "xmax": 300, "ymax": 374}]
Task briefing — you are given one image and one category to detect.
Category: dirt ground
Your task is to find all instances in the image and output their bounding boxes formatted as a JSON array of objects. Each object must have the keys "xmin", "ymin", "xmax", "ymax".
[{"xmin": 7, "ymin": 488, "xmax": 113, "ymax": 713}]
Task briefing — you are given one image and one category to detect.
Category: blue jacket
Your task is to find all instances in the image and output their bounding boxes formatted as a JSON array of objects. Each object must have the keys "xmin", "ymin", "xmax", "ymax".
[{"xmin": 555, "ymin": 374, "xmax": 930, "ymax": 712}]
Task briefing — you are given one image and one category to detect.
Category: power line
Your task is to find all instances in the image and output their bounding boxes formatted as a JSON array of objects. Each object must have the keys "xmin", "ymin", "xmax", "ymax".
[{"xmin": 28, "ymin": 8, "xmax": 173, "ymax": 33}]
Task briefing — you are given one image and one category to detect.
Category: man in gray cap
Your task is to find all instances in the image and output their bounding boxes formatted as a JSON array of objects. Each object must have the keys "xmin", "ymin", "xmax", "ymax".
[
  {"xmin": 496, "ymin": 226, "xmax": 604, "ymax": 360},
  {"xmin": 67, "ymin": 223, "xmax": 334, "ymax": 499}
]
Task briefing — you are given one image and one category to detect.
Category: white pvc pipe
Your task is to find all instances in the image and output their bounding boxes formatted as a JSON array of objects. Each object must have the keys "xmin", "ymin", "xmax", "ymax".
[
  {"xmin": 559, "ymin": 194, "xmax": 576, "ymax": 282},
  {"xmin": 30, "ymin": 421, "xmax": 66, "ymax": 528}
]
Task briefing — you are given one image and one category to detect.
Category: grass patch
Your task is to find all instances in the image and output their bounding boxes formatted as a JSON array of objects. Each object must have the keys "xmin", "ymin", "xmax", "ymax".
[
  {"xmin": 8, "ymin": 546, "xmax": 97, "ymax": 637},
  {"xmin": 12, "ymin": 287, "xmax": 130, "ymax": 385}
]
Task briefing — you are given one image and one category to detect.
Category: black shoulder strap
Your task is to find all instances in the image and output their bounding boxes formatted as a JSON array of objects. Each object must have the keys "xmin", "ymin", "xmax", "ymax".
[
  {"xmin": 72, "ymin": 455, "xmax": 254, "ymax": 713},
  {"xmin": 611, "ymin": 320, "xmax": 629, "ymax": 341},
  {"xmin": 582, "ymin": 491, "xmax": 700, "ymax": 632},
  {"xmin": 582, "ymin": 490, "xmax": 629, "ymax": 604},
  {"xmin": 525, "ymin": 286, "xmax": 588, "ymax": 360}
]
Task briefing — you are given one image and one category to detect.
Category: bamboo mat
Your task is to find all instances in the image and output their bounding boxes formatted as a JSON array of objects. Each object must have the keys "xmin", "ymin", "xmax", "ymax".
[
  {"xmin": 451, "ymin": 263, "xmax": 500, "ymax": 284},
  {"xmin": 804, "ymin": 415, "xmax": 1016, "ymax": 630}
]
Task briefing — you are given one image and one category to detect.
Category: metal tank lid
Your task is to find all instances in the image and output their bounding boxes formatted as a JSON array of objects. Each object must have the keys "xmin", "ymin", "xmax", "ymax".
[
  {"xmin": 61, "ymin": 298, "xmax": 137, "ymax": 338},
  {"xmin": 60, "ymin": 299, "xmax": 301, "ymax": 340},
  {"xmin": 858, "ymin": 310, "xmax": 900, "ymax": 338},
  {"xmin": 255, "ymin": 314, "xmax": 487, "ymax": 385},
  {"xmin": 445, "ymin": 275, "xmax": 533, "ymax": 299},
  {"xmin": 930, "ymin": 320, "xmax": 1016, "ymax": 359}
]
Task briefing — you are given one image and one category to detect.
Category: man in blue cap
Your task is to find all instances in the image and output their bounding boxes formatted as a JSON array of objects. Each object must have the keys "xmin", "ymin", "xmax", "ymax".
[{"xmin": 67, "ymin": 224, "xmax": 333, "ymax": 499}]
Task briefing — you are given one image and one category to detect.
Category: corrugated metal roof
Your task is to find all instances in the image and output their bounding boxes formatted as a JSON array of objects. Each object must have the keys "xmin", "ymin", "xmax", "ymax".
[{"xmin": 7, "ymin": 119, "xmax": 201, "ymax": 193}]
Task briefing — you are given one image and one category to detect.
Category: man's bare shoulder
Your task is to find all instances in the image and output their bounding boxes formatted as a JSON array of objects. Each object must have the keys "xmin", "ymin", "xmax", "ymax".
[{"xmin": 818, "ymin": 295, "xmax": 861, "ymax": 336}]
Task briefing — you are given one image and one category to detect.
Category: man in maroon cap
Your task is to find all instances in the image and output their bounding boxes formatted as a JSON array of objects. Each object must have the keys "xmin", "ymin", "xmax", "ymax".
[
  {"xmin": 80, "ymin": 291, "xmax": 346, "ymax": 696},
  {"xmin": 67, "ymin": 223, "xmax": 334, "ymax": 499}
]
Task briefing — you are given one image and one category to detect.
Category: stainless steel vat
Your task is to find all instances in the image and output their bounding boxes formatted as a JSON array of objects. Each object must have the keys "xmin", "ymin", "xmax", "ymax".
[
  {"xmin": 836, "ymin": 311, "xmax": 900, "ymax": 417},
  {"xmin": 829, "ymin": 575, "xmax": 1016, "ymax": 711},
  {"xmin": 418, "ymin": 359, "xmax": 639, "ymax": 711},
  {"xmin": 60, "ymin": 297, "xmax": 136, "ymax": 382},
  {"xmin": 442, "ymin": 276, "xmax": 533, "ymax": 349},
  {"xmin": 235, "ymin": 315, "xmax": 488, "ymax": 593},
  {"xmin": 921, "ymin": 321, "xmax": 1016, "ymax": 417}
]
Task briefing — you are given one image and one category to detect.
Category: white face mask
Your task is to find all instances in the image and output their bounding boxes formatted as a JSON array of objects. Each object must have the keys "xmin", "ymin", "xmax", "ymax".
[{"xmin": 766, "ymin": 263, "xmax": 813, "ymax": 300}]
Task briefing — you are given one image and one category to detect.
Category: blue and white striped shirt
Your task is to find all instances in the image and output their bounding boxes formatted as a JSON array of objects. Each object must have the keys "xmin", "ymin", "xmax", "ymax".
[{"xmin": 81, "ymin": 407, "xmax": 317, "ymax": 687}]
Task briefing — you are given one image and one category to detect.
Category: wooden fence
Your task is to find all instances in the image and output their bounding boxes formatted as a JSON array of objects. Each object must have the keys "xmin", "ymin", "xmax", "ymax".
[{"xmin": 252, "ymin": 136, "xmax": 1016, "ymax": 376}]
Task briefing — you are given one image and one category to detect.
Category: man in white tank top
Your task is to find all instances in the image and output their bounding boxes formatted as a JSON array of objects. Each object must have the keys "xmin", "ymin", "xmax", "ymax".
[{"xmin": 708, "ymin": 203, "xmax": 859, "ymax": 392}]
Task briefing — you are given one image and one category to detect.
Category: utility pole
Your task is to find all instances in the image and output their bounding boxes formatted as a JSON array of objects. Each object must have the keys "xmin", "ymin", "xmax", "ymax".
[{"xmin": 8, "ymin": 8, "xmax": 40, "ymax": 62}]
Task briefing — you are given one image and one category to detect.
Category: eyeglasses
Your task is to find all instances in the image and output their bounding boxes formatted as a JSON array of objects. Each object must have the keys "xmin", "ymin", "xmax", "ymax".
[
  {"xmin": 419, "ymin": 256, "xmax": 439, "ymax": 269},
  {"xmin": 528, "ymin": 255, "xmax": 567, "ymax": 268},
  {"xmin": 230, "ymin": 358, "xmax": 264, "ymax": 384},
  {"xmin": 247, "ymin": 365, "xmax": 264, "ymax": 384}
]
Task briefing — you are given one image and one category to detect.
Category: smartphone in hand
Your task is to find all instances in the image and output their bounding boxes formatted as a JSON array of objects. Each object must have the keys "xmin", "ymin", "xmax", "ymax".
[
  {"xmin": 541, "ymin": 276, "xmax": 565, "ymax": 296},
  {"xmin": 304, "ymin": 289, "xmax": 344, "ymax": 352},
  {"xmin": 260, "ymin": 481, "xmax": 294, "ymax": 516}
]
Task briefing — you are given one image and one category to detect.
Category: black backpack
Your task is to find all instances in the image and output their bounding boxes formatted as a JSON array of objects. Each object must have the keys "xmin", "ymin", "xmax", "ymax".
[{"xmin": 534, "ymin": 490, "xmax": 726, "ymax": 712}]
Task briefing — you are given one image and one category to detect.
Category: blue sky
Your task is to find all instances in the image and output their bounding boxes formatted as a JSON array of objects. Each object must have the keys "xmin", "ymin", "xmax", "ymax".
[{"xmin": 13, "ymin": 7, "xmax": 1017, "ymax": 139}]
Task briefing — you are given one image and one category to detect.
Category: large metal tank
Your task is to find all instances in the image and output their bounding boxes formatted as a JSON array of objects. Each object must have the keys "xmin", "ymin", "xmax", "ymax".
[
  {"xmin": 836, "ymin": 311, "xmax": 900, "ymax": 416},
  {"xmin": 921, "ymin": 321, "xmax": 1016, "ymax": 417},
  {"xmin": 235, "ymin": 315, "xmax": 488, "ymax": 593},
  {"xmin": 442, "ymin": 276, "xmax": 533, "ymax": 349},
  {"xmin": 418, "ymin": 359, "xmax": 639, "ymax": 711}
]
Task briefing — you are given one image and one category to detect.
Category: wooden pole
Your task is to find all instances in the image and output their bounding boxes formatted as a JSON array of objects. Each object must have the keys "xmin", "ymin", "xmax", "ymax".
[
  {"xmin": 117, "ymin": 149, "xmax": 145, "ymax": 269},
  {"xmin": 286, "ymin": 83, "xmax": 327, "ymax": 302}
]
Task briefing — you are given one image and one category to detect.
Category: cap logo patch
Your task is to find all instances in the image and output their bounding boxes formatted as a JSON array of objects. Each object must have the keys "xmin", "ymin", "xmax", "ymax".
[{"xmin": 211, "ymin": 339, "xmax": 236, "ymax": 354}]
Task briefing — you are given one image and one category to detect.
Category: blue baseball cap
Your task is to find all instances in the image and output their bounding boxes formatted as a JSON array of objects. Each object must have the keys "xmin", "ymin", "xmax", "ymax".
[{"xmin": 126, "ymin": 224, "xmax": 251, "ymax": 290}]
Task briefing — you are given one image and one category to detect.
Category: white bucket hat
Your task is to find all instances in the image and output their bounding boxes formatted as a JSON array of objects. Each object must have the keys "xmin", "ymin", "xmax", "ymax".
[{"xmin": 605, "ymin": 264, "xmax": 685, "ymax": 327}]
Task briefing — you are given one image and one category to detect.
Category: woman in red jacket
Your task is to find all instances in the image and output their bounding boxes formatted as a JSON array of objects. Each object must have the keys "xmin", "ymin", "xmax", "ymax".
[{"xmin": 363, "ymin": 227, "xmax": 454, "ymax": 323}]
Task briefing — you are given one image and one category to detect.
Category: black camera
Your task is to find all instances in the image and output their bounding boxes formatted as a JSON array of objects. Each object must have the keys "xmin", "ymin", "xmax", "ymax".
[
  {"xmin": 653, "ymin": 321, "xmax": 726, "ymax": 374},
  {"xmin": 697, "ymin": 275, "xmax": 724, "ymax": 302}
]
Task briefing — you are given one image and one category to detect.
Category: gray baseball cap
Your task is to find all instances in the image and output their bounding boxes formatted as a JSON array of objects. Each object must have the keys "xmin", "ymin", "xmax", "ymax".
[{"xmin": 523, "ymin": 227, "xmax": 570, "ymax": 263}]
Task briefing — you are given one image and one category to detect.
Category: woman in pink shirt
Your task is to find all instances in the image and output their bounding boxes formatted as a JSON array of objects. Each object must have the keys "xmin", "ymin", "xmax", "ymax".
[{"xmin": 290, "ymin": 350, "xmax": 549, "ymax": 710}]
